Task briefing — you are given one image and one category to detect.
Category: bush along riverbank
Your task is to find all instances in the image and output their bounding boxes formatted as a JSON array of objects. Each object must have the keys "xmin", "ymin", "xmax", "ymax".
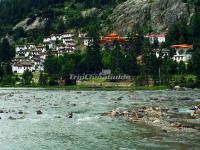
[{"xmin": 0, "ymin": 70, "xmax": 199, "ymax": 91}]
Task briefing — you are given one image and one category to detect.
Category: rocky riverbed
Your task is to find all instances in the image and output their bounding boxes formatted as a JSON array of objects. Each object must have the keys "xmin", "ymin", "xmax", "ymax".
[
  {"xmin": 106, "ymin": 105, "xmax": 200, "ymax": 133},
  {"xmin": 0, "ymin": 88, "xmax": 199, "ymax": 149}
]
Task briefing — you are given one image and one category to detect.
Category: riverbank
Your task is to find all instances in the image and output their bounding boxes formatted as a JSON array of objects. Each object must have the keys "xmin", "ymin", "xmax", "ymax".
[{"xmin": 0, "ymin": 84, "xmax": 169, "ymax": 91}]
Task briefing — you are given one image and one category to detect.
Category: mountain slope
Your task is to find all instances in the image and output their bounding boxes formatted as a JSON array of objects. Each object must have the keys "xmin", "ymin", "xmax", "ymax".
[
  {"xmin": 110, "ymin": 0, "xmax": 195, "ymax": 34},
  {"xmin": 0, "ymin": 0, "xmax": 196, "ymax": 40}
]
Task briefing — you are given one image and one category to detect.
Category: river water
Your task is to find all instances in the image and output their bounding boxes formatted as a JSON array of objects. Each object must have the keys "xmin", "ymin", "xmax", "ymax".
[{"xmin": 0, "ymin": 88, "xmax": 199, "ymax": 150}]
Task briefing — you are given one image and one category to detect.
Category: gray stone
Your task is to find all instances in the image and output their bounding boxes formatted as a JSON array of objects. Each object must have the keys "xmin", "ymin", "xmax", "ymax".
[
  {"xmin": 8, "ymin": 116, "xmax": 16, "ymax": 120},
  {"xmin": 18, "ymin": 110, "xmax": 23, "ymax": 114},
  {"xmin": 36, "ymin": 110, "xmax": 43, "ymax": 115},
  {"xmin": 66, "ymin": 112, "xmax": 73, "ymax": 118}
]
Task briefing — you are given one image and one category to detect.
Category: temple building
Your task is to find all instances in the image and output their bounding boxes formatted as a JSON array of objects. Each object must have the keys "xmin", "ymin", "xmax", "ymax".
[
  {"xmin": 171, "ymin": 44, "xmax": 193, "ymax": 63},
  {"xmin": 145, "ymin": 34, "xmax": 166, "ymax": 44},
  {"xmin": 99, "ymin": 32, "xmax": 127, "ymax": 45}
]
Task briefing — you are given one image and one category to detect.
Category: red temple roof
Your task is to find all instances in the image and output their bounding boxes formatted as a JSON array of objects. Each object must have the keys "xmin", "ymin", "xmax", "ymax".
[
  {"xmin": 170, "ymin": 44, "xmax": 193, "ymax": 49},
  {"xmin": 145, "ymin": 34, "xmax": 166, "ymax": 38},
  {"xmin": 99, "ymin": 32, "xmax": 127, "ymax": 44}
]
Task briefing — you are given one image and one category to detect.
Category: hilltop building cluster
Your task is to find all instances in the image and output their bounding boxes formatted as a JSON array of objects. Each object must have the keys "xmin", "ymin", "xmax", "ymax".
[
  {"xmin": 144, "ymin": 34, "xmax": 193, "ymax": 64},
  {"xmin": 12, "ymin": 32, "xmax": 90, "ymax": 73},
  {"xmin": 12, "ymin": 44, "xmax": 46, "ymax": 73},
  {"xmin": 11, "ymin": 31, "xmax": 193, "ymax": 74}
]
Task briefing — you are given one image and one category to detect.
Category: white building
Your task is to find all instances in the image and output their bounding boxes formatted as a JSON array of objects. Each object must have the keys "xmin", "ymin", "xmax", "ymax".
[
  {"xmin": 62, "ymin": 37, "xmax": 75, "ymax": 45},
  {"xmin": 62, "ymin": 32, "xmax": 74, "ymax": 38},
  {"xmin": 13, "ymin": 44, "xmax": 46, "ymax": 73},
  {"xmin": 84, "ymin": 37, "xmax": 93, "ymax": 46},
  {"xmin": 43, "ymin": 36, "xmax": 51, "ymax": 43},
  {"xmin": 78, "ymin": 33, "xmax": 86, "ymax": 38},
  {"xmin": 154, "ymin": 48, "xmax": 170, "ymax": 58},
  {"xmin": 99, "ymin": 69, "xmax": 111, "ymax": 76},
  {"xmin": 55, "ymin": 44, "xmax": 66, "ymax": 51},
  {"xmin": 50, "ymin": 34, "xmax": 62, "ymax": 41},
  {"xmin": 36, "ymin": 45, "xmax": 46, "ymax": 52},
  {"xmin": 12, "ymin": 61, "xmax": 35, "ymax": 74},
  {"xmin": 26, "ymin": 43, "xmax": 35, "ymax": 50},
  {"xmin": 171, "ymin": 44, "xmax": 193, "ymax": 63},
  {"xmin": 15, "ymin": 44, "xmax": 36, "ymax": 53},
  {"xmin": 145, "ymin": 34, "xmax": 166, "ymax": 44},
  {"xmin": 15, "ymin": 45, "xmax": 27, "ymax": 53}
]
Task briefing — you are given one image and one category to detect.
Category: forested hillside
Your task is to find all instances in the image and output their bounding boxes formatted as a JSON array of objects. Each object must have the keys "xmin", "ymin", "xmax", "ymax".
[
  {"xmin": 0, "ymin": 0, "xmax": 197, "ymax": 43},
  {"xmin": 0, "ymin": 0, "xmax": 126, "ymax": 42}
]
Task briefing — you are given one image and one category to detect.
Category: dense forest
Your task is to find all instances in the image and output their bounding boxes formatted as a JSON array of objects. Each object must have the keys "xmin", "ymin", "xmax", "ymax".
[{"xmin": 0, "ymin": 0, "xmax": 126, "ymax": 41}]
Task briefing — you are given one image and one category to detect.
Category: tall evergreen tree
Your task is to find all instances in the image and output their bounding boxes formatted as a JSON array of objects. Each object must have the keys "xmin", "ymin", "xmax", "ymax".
[
  {"xmin": 191, "ymin": 9, "xmax": 200, "ymax": 86},
  {"xmin": 22, "ymin": 69, "xmax": 33, "ymax": 85},
  {"xmin": 110, "ymin": 41, "xmax": 123, "ymax": 74},
  {"xmin": 84, "ymin": 22, "xmax": 102, "ymax": 73},
  {"xmin": 56, "ymin": 20, "xmax": 65, "ymax": 34},
  {"xmin": 192, "ymin": 42, "xmax": 200, "ymax": 86},
  {"xmin": 85, "ymin": 37, "xmax": 102, "ymax": 73},
  {"xmin": 0, "ymin": 38, "xmax": 14, "ymax": 63},
  {"xmin": 123, "ymin": 34, "xmax": 138, "ymax": 75},
  {"xmin": 44, "ymin": 55, "xmax": 60, "ymax": 78},
  {"xmin": 166, "ymin": 24, "xmax": 180, "ymax": 46}
]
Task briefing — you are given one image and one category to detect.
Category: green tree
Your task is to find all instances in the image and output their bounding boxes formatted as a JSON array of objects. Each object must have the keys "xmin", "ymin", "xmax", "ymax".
[
  {"xmin": 192, "ymin": 43, "xmax": 200, "ymax": 86},
  {"xmin": 56, "ymin": 20, "xmax": 65, "ymax": 34},
  {"xmin": 191, "ymin": 12, "xmax": 200, "ymax": 40},
  {"xmin": 142, "ymin": 38, "xmax": 160, "ymax": 76},
  {"xmin": 178, "ymin": 61, "xmax": 186, "ymax": 75},
  {"xmin": 190, "ymin": 9, "xmax": 200, "ymax": 86},
  {"xmin": 85, "ymin": 38, "xmax": 102, "ymax": 73},
  {"xmin": 44, "ymin": 55, "xmax": 60, "ymax": 78},
  {"xmin": 60, "ymin": 56, "xmax": 75, "ymax": 78},
  {"xmin": 110, "ymin": 41, "xmax": 123, "ymax": 74},
  {"xmin": 84, "ymin": 24, "xmax": 102, "ymax": 73},
  {"xmin": 161, "ymin": 58, "xmax": 178, "ymax": 75},
  {"xmin": 22, "ymin": 69, "xmax": 33, "ymax": 85},
  {"xmin": 39, "ymin": 72, "xmax": 48, "ymax": 85},
  {"xmin": 123, "ymin": 34, "xmax": 138, "ymax": 75},
  {"xmin": 187, "ymin": 60, "xmax": 194, "ymax": 74},
  {"xmin": 132, "ymin": 29, "xmax": 144, "ymax": 55},
  {"xmin": 166, "ymin": 24, "xmax": 180, "ymax": 46},
  {"xmin": 0, "ymin": 38, "xmax": 14, "ymax": 63},
  {"xmin": 101, "ymin": 50, "xmax": 112, "ymax": 69}
]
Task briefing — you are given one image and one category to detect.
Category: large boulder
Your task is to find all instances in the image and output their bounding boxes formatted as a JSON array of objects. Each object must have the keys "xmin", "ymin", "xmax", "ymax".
[
  {"xmin": 174, "ymin": 85, "xmax": 182, "ymax": 91},
  {"xmin": 194, "ymin": 108, "xmax": 200, "ymax": 118},
  {"xmin": 111, "ymin": 110, "xmax": 118, "ymax": 117}
]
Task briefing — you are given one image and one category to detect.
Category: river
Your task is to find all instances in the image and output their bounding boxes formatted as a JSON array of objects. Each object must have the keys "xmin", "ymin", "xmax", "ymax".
[{"xmin": 0, "ymin": 88, "xmax": 199, "ymax": 150}]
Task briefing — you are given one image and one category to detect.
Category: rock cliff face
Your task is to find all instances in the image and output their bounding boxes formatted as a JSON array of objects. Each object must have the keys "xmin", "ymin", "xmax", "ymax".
[
  {"xmin": 110, "ymin": 0, "xmax": 194, "ymax": 34},
  {"xmin": 13, "ymin": 17, "xmax": 46, "ymax": 31},
  {"xmin": 10, "ymin": 0, "xmax": 195, "ymax": 35}
]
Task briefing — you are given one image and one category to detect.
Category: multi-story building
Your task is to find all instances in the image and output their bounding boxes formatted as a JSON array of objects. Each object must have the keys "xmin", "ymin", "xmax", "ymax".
[{"xmin": 171, "ymin": 44, "xmax": 193, "ymax": 63}]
